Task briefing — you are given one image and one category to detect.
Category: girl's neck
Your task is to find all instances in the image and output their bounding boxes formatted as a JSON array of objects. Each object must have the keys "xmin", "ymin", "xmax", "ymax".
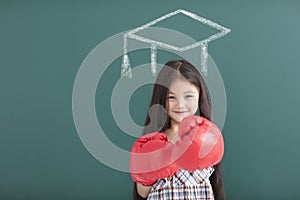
[
  {"xmin": 165, "ymin": 123, "xmax": 180, "ymax": 143},
  {"xmin": 169, "ymin": 124, "xmax": 179, "ymax": 133}
]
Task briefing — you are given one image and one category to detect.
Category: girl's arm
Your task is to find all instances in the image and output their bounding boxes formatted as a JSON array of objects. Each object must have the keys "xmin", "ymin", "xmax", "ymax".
[{"xmin": 137, "ymin": 183, "xmax": 151, "ymax": 198}]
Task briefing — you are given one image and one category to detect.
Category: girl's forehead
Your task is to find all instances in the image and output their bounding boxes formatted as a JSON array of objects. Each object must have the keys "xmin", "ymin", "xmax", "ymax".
[
  {"xmin": 169, "ymin": 78, "xmax": 191, "ymax": 85},
  {"xmin": 167, "ymin": 79, "xmax": 199, "ymax": 93}
]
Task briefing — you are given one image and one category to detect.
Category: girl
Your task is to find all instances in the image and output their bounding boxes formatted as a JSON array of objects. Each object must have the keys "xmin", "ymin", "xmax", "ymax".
[{"xmin": 132, "ymin": 59, "xmax": 225, "ymax": 200}]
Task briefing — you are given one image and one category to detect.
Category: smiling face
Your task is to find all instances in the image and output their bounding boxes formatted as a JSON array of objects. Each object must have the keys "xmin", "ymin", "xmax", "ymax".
[{"xmin": 166, "ymin": 78, "xmax": 200, "ymax": 126}]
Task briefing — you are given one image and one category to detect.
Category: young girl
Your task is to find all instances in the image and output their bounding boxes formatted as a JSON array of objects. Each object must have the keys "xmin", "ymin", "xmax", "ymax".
[{"xmin": 132, "ymin": 60, "xmax": 225, "ymax": 200}]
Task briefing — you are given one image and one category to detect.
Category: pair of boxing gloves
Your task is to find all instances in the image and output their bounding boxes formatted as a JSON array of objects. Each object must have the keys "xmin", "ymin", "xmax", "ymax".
[{"xmin": 130, "ymin": 115, "xmax": 224, "ymax": 186}]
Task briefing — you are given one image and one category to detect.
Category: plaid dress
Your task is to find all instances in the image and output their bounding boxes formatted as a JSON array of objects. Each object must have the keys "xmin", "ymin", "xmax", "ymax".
[{"xmin": 147, "ymin": 167, "xmax": 214, "ymax": 200}]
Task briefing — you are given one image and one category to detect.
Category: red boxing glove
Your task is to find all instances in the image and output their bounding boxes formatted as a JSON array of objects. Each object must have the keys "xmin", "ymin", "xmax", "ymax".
[
  {"xmin": 173, "ymin": 115, "xmax": 224, "ymax": 171},
  {"xmin": 130, "ymin": 132, "xmax": 179, "ymax": 186}
]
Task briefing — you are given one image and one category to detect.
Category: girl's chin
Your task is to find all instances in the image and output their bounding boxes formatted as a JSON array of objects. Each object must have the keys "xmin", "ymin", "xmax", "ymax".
[
  {"xmin": 169, "ymin": 113, "xmax": 193, "ymax": 124},
  {"xmin": 171, "ymin": 117, "xmax": 185, "ymax": 124}
]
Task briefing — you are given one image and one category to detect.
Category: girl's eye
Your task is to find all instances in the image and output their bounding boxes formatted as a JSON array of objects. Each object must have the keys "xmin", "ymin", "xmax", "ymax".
[
  {"xmin": 186, "ymin": 95, "xmax": 194, "ymax": 98},
  {"xmin": 168, "ymin": 96, "xmax": 175, "ymax": 99}
]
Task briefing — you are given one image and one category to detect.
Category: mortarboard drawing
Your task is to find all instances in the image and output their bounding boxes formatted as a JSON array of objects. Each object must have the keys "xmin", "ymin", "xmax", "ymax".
[{"xmin": 121, "ymin": 9, "xmax": 231, "ymax": 78}]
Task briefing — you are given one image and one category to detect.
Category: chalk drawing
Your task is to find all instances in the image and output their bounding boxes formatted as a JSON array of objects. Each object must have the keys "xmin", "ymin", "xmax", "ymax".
[{"xmin": 121, "ymin": 9, "xmax": 231, "ymax": 78}]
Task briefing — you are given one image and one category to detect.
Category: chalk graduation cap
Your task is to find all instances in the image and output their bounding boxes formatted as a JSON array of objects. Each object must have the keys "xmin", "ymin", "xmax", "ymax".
[{"xmin": 121, "ymin": 9, "xmax": 231, "ymax": 78}]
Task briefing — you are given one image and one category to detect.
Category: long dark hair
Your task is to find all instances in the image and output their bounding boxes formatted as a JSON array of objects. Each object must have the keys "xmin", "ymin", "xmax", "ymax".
[{"xmin": 133, "ymin": 60, "xmax": 225, "ymax": 200}]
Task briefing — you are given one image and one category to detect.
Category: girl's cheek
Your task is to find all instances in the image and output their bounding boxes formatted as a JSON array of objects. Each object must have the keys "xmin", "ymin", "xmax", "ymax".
[{"xmin": 190, "ymin": 101, "xmax": 198, "ymax": 107}]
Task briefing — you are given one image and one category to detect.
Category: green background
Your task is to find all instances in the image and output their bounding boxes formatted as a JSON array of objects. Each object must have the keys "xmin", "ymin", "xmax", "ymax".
[{"xmin": 1, "ymin": 0, "xmax": 300, "ymax": 199}]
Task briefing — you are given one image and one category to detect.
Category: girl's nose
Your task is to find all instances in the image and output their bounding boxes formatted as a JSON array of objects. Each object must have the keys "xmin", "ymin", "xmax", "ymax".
[{"xmin": 177, "ymin": 98, "xmax": 185, "ymax": 108}]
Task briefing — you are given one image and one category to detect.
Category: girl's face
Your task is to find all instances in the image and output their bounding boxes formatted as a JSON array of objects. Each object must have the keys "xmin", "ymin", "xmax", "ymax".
[{"xmin": 166, "ymin": 78, "xmax": 200, "ymax": 126}]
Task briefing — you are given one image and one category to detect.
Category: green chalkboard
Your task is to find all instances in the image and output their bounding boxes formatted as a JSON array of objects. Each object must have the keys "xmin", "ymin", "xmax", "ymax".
[{"xmin": 1, "ymin": 0, "xmax": 300, "ymax": 199}]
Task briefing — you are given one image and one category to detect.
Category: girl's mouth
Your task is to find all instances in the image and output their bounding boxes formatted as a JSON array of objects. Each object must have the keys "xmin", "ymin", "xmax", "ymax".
[{"xmin": 174, "ymin": 111, "xmax": 185, "ymax": 114}]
